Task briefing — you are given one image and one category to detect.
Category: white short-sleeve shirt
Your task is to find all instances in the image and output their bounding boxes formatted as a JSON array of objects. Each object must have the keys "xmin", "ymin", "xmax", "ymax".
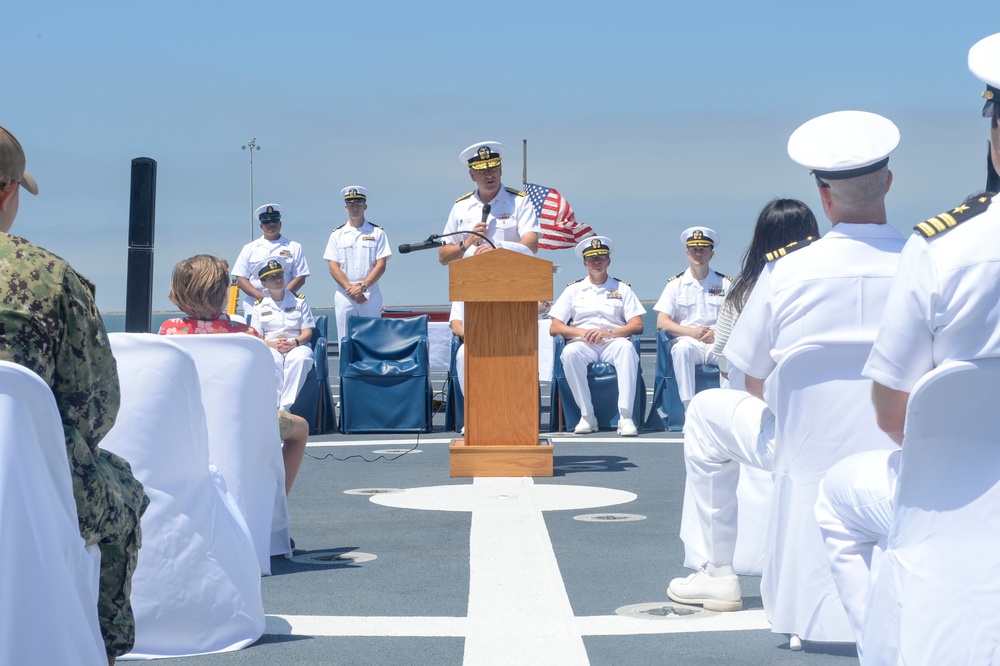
[
  {"xmin": 653, "ymin": 268, "xmax": 732, "ymax": 327},
  {"xmin": 865, "ymin": 194, "xmax": 1000, "ymax": 393},
  {"xmin": 549, "ymin": 277, "xmax": 646, "ymax": 330},
  {"xmin": 442, "ymin": 185, "xmax": 541, "ymax": 255},
  {"xmin": 322, "ymin": 220, "xmax": 392, "ymax": 298},
  {"xmin": 250, "ymin": 290, "xmax": 316, "ymax": 341},
  {"xmin": 726, "ymin": 223, "xmax": 906, "ymax": 410},
  {"xmin": 232, "ymin": 234, "xmax": 310, "ymax": 293}
]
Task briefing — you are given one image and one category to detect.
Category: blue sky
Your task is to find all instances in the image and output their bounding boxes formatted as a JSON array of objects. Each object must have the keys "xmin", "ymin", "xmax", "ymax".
[{"xmin": 4, "ymin": 1, "xmax": 997, "ymax": 312}]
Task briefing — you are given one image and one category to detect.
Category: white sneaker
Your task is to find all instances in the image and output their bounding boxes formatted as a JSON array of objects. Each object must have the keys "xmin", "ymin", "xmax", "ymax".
[
  {"xmin": 617, "ymin": 417, "xmax": 638, "ymax": 437},
  {"xmin": 573, "ymin": 415, "xmax": 598, "ymax": 434},
  {"xmin": 667, "ymin": 566, "xmax": 743, "ymax": 612}
]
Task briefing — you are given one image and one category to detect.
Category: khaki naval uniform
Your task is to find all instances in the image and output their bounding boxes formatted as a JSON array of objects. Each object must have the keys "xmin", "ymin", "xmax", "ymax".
[
  {"xmin": 0, "ymin": 233, "xmax": 148, "ymax": 658},
  {"xmin": 250, "ymin": 290, "xmax": 316, "ymax": 411},
  {"xmin": 549, "ymin": 276, "xmax": 646, "ymax": 419},
  {"xmin": 322, "ymin": 220, "xmax": 391, "ymax": 340}
]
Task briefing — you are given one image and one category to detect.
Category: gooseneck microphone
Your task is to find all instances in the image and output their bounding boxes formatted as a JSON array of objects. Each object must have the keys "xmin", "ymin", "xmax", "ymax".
[
  {"xmin": 398, "ymin": 230, "xmax": 496, "ymax": 254},
  {"xmin": 398, "ymin": 236, "xmax": 443, "ymax": 254}
]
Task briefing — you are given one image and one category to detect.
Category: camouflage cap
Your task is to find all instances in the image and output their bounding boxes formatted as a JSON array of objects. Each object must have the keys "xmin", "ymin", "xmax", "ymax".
[{"xmin": 0, "ymin": 124, "xmax": 38, "ymax": 195}]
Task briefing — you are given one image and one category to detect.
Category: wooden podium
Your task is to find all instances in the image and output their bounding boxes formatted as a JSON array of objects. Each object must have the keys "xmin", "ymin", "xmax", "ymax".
[{"xmin": 448, "ymin": 249, "xmax": 554, "ymax": 477}]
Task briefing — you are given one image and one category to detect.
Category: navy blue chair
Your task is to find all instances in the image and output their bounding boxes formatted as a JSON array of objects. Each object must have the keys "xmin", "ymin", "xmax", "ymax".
[
  {"xmin": 549, "ymin": 335, "xmax": 645, "ymax": 432},
  {"xmin": 444, "ymin": 334, "xmax": 465, "ymax": 433},
  {"xmin": 288, "ymin": 315, "xmax": 336, "ymax": 434},
  {"xmin": 643, "ymin": 330, "xmax": 720, "ymax": 431},
  {"xmin": 338, "ymin": 315, "xmax": 432, "ymax": 434}
]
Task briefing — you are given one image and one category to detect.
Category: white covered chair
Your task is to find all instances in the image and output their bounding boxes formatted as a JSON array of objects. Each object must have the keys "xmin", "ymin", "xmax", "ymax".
[
  {"xmin": 0, "ymin": 361, "xmax": 106, "ymax": 666},
  {"xmin": 169, "ymin": 334, "xmax": 291, "ymax": 571},
  {"xmin": 765, "ymin": 342, "xmax": 895, "ymax": 643},
  {"xmin": 104, "ymin": 334, "xmax": 264, "ymax": 658},
  {"xmin": 862, "ymin": 358, "xmax": 1000, "ymax": 664}
]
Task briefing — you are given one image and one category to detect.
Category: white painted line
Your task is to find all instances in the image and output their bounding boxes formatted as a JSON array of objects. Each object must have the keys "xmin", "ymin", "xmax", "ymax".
[
  {"xmin": 464, "ymin": 477, "xmax": 589, "ymax": 665},
  {"xmin": 265, "ymin": 614, "xmax": 466, "ymax": 637},
  {"xmin": 262, "ymin": 609, "xmax": 771, "ymax": 638},
  {"xmin": 576, "ymin": 610, "xmax": 772, "ymax": 635},
  {"xmin": 306, "ymin": 438, "xmax": 453, "ymax": 448}
]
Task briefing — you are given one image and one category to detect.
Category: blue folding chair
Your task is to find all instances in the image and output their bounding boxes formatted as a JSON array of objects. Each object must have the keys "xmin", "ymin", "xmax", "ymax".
[
  {"xmin": 643, "ymin": 330, "xmax": 720, "ymax": 431},
  {"xmin": 339, "ymin": 315, "xmax": 432, "ymax": 434},
  {"xmin": 444, "ymin": 334, "xmax": 465, "ymax": 433},
  {"xmin": 288, "ymin": 315, "xmax": 336, "ymax": 434},
  {"xmin": 549, "ymin": 335, "xmax": 645, "ymax": 432}
]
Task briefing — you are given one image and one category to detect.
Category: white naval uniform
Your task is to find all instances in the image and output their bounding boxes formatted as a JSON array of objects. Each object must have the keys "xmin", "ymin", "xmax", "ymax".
[
  {"xmin": 450, "ymin": 301, "xmax": 467, "ymax": 395},
  {"xmin": 815, "ymin": 194, "xmax": 1000, "ymax": 658},
  {"xmin": 442, "ymin": 185, "xmax": 541, "ymax": 257},
  {"xmin": 250, "ymin": 290, "xmax": 317, "ymax": 411},
  {"xmin": 232, "ymin": 234, "xmax": 310, "ymax": 315},
  {"xmin": 678, "ymin": 223, "xmax": 905, "ymax": 574},
  {"xmin": 653, "ymin": 268, "xmax": 732, "ymax": 403},
  {"xmin": 549, "ymin": 277, "xmax": 646, "ymax": 419},
  {"xmin": 322, "ymin": 220, "xmax": 392, "ymax": 342}
]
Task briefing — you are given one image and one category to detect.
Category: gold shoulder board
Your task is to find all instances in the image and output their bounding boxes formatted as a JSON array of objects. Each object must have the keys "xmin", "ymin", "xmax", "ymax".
[
  {"xmin": 765, "ymin": 236, "xmax": 816, "ymax": 262},
  {"xmin": 455, "ymin": 191, "xmax": 474, "ymax": 202},
  {"xmin": 914, "ymin": 193, "xmax": 993, "ymax": 238}
]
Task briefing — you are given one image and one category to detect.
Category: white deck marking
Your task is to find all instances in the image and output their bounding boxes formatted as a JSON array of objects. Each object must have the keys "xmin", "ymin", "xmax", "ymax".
[
  {"xmin": 264, "ymin": 610, "xmax": 771, "ymax": 637},
  {"xmin": 306, "ymin": 436, "xmax": 682, "ymax": 448}
]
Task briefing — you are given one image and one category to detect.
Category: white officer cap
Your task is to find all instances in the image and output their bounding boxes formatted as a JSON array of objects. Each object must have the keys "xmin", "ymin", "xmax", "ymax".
[
  {"xmin": 680, "ymin": 226, "xmax": 718, "ymax": 249},
  {"xmin": 969, "ymin": 33, "xmax": 1000, "ymax": 117},
  {"xmin": 341, "ymin": 186, "xmax": 368, "ymax": 202},
  {"xmin": 575, "ymin": 235, "xmax": 613, "ymax": 258},
  {"xmin": 254, "ymin": 203, "xmax": 283, "ymax": 223},
  {"xmin": 787, "ymin": 111, "xmax": 899, "ymax": 181},
  {"xmin": 459, "ymin": 141, "xmax": 504, "ymax": 170}
]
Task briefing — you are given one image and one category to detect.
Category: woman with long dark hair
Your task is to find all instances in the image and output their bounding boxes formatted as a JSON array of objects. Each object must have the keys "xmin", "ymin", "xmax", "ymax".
[{"xmin": 712, "ymin": 199, "xmax": 819, "ymax": 388}]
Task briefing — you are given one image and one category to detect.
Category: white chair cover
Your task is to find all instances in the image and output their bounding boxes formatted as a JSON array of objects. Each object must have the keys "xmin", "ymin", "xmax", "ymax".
[
  {"xmin": 863, "ymin": 358, "xmax": 1000, "ymax": 664},
  {"xmin": 0, "ymin": 361, "xmax": 106, "ymax": 666},
  {"xmin": 104, "ymin": 334, "xmax": 264, "ymax": 659},
  {"xmin": 732, "ymin": 464, "xmax": 772, "ymax": 576},
  {"xmin": 169, "ymin": 334, "xmax": 291, "ymax": 572},
  {"xmin": 765, "ymin": 342, "xmax": 894, "ymax": 642}
]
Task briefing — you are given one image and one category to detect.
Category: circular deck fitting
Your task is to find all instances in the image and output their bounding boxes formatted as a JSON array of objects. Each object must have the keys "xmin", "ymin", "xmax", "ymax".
[
  {"xmin": 371, "ymin": 449, "xmax": 422, "ymax": 455},
  {"xmin": 615, "ymin": 602, "xmax": 708, "ymax": 620},
  {"xmin": 573, "ymin": 513, "xmax": 646, "ymax": 522},
  {"xmin": 291, "ymin": 550, "xmax": 377, "ymax": 565},
  {"xmin": 343, "ymin": 487, "xmax": 404, "ymax": 496}
]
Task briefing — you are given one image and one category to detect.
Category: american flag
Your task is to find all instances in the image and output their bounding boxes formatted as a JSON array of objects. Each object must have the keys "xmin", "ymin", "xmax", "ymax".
[{"xmin": 522, "ymin": 182, "xmax": 594, "ymax": 250}]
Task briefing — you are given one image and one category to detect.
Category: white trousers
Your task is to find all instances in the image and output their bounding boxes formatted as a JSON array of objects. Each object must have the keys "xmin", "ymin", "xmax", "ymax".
[
  {"xmin": 680, "ymin": 388, "xmax": 774, "ymax": 570},
  {"xmin": 560, "ymin": 337, "xmax": 639, "ymax": 419},
  {"xmin": 270, "ymin": 344, "xmax": 315, "ymax": 411},
  {"xmin": 670, "ymin": 337, "xmax": 718, "ymax": 404},
  {"xmin": 815, "ymin": 448, "xmax": 899, "ymax": 656},
  {"xmin": 334, "ymin": 289, "xmax": 383, "ymax": 344}
]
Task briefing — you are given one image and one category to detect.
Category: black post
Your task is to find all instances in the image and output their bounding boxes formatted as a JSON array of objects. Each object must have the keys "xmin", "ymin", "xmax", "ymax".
[{"xmin": 125, "ymin": 158, "xmax": 156, "ymax": 333}]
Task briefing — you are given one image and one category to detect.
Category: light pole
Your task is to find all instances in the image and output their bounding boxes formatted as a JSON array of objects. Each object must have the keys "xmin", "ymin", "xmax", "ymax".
[{"xmin": 241, "ymin": 138, "xmax": 261, "ymax": 241}]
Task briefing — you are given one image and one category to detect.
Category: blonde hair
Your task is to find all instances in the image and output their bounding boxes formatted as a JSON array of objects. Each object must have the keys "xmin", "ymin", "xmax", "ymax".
[{"xmin": 168, "ymin": 254, "xmax": 230, "ymax": 319}]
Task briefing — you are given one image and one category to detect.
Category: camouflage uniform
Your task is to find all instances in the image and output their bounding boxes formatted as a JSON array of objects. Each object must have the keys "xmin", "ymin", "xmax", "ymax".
[{"xmin": 0, "ymin": 232, "xmax": 148, "ymax": 659}]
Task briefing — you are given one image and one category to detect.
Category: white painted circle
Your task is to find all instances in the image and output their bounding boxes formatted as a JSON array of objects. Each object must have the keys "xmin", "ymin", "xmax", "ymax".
[{"xmin": 370, "ymin": 483, "xmax": 636, "ymax": 513}]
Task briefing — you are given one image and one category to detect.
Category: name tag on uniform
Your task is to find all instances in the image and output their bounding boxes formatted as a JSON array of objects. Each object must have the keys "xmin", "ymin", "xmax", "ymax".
[{"xmin": 260, "ymin": 310, "xmax": 274, "ymax": 318}]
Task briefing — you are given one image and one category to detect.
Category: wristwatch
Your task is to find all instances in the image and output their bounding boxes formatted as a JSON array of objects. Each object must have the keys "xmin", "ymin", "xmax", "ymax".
[{"xmin": 359, "ymin": 283, "xmax": 369, "ymax": 293}]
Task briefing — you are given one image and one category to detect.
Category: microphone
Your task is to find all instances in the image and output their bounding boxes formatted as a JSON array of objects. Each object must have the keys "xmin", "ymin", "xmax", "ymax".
[
  {"xmin": 398, "ymin": 236, "xmax": 443, "ymax": 254},
  {"xmin": 481, "ymin": 203, "xmax": 491, "ymax": 223}
]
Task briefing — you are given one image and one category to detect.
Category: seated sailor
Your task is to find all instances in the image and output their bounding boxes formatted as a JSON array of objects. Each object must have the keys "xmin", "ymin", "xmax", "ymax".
[{"xmin": 548, "ymin": 236, "xmax": 645, "ymax": 437}]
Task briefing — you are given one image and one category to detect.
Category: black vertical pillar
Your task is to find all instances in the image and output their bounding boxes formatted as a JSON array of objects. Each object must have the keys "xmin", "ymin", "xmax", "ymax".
[{"xmin": 125, "ymin": 158, "xmax": 156, "ymax": 333}]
